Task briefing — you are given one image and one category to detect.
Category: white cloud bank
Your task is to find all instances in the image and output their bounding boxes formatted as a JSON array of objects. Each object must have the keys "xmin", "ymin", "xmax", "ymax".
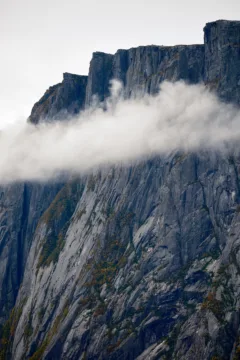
[{"xmin": 0, "ymin": 80, "xmax": 240, "ymax": 183}]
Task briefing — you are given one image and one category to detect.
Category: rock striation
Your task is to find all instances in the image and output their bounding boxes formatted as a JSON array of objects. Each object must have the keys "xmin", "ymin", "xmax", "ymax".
[
  {"xmin": 28, "ymin": 73, "xmax": 88, "ymax": 124},
  {"xmin": 0, "ymin": 20, "xmax": 240, "ymax": 360}
]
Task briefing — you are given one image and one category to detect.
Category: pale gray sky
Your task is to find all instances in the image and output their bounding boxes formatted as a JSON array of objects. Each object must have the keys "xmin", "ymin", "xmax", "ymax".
[{"xmin": 1, "ymin": 0, "xmax": 240, "ymax": 127}]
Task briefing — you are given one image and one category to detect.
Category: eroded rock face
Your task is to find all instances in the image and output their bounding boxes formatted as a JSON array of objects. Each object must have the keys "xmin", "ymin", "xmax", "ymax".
[
  {"xmin": 1, "ymin": 20, "xmax": 240, "ymax": 360},
  {"xmin": 204, "ymin": 20, "xmax": 240, "ymax": 104},
  {"xmin": 28, "ymin": 73, "xmax": 88, "ymax": 124},
  {"xmin": 0, "ymin": 182, "xmax": 64, "ymax": 324},
  {"xmin": 85, "ymin": 45, "xmax": 204, "ymax": 105},
  {"xmin": 0, "ymin": 72, "xmax": 88, "ymax": 325}
]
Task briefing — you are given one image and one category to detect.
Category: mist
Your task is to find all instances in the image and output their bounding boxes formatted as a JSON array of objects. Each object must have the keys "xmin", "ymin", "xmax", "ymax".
[{"xmin": 0, "ymin": 80, "xmax": 240, "ymax": 184}]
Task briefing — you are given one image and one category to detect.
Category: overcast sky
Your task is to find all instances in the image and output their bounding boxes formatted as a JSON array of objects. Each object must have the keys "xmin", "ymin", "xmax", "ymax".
[{"xmin": 1, "ymin": 0, "xmax": 240, "ymax": 127}]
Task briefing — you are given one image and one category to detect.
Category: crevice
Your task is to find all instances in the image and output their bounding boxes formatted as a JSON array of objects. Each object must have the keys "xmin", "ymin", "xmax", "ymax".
[{"xmin": 16, "ymin": 183, "xmax": 30, "ymax": 290}]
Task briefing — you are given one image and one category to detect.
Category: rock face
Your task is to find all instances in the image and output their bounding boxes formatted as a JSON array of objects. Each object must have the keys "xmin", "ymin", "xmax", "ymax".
[
  {"xmin": 0, "ymin": 182, "xmax": 65, "ymax": 323},
  {"xmin": 0, "ymin": 20, "xmax": 240, "ymax": 360},
  {"xmin": 204, "ymin": 20, "xmax": 240, "ymax": 104},
  {"xmin": 85, "ymin": 45, "xmax": 204, "ymax": 105},
  {"xmin": 29, "ymin": 73, "xmax": 88, "ymax": 124}
]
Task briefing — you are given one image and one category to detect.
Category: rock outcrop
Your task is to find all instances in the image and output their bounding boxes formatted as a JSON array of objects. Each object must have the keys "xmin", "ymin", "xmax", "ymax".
[
  {"xmin": 0, "ymin": 20, "xmax": 240, "ymax": 360},
  {"xmin": 204, "ymin": 20, "xmax": 240, "ymax": 103},
  {"xmin": 28, "ymin": 73, "xmax": 88, "ymax": 124},
  {"xmin": 85, "ymin": 45, "xmax": 204, "ymax": 105}
]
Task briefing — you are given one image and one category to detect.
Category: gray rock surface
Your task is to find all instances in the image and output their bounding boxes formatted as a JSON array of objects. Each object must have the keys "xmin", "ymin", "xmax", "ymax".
[
  {"xmin": 0, "ymin": 19, "xmax": 240, "ymax": 360},
  {"xmin": 204, "ymin": 20, "xmax": 240, "ymax": 104},
  {"xmin": 0, "ymin": 182, "xmax": 63, "ymax": 324},
  {"xmin": 85, "ymin": 45, "xmax": 204, "ymax": 106},
  {"xmin": 29, "ymin": 73, "xmax": 88, "ymax": 124}
]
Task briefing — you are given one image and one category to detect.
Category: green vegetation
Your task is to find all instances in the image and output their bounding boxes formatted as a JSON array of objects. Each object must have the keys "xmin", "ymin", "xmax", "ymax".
[
  {"xmin": 40, "ymin": 182, "xmax": 80, "ymax": 226},
  {"xmin": 84, "ymin": 238, "xmax": 127, "ymax": 291},
  {"xmin": 38, "ymin": 307, "xmax": 45, "ymax": 322},
  {"xmin": 29, "ymin": 303, "xmax": 69, "ymax": 360},
  {"xmin": 201, "ymin": 292, "xmax": 224, "ymax": 320},
  {"xmin": 0, "ymin": 299, "xmax": 26, "ymax": 360},
  {"xmin": 29, "ymin": 337, "xmax": 49, "ymax": 360},
  {"xmin": 233, "ymin": 336, "xmax": 240, "ymax": 360},
  {"xmin": 200, "ymin": 261, "xmax": 234, "ymax": 324},
  {"xmin": 85, "ymin": 260, "xmax": 117, "ymax": 288},
  {"xmin": 87, "ymin": 175, "xmax": 97, "ymax": 192},
  {"xmin": 76, "ymin": 237, "xmax": 133, "ymax": 324},
  {"xmin": 37, "ymin": 232, "xmax": 65, "ymax": 268},
  {"xmin": 37, "ymin": 181, "xmax": 83, "ymax": 269},
  {"xmin": 24, "ymin": 321, "xmax": 33, "ymax": 340},
  {"xmin": 0, "ymin": 318, "xmax": 11, "ymax": 360},
  {"xmin": 104, "ymin": 206, "xmax": 135, "ymax": 228}
]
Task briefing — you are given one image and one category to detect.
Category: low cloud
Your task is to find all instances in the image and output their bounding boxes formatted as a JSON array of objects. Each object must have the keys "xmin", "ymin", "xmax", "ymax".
[{"xmin": 0, "ymin": 80, "xmax": 240, "ymax": 183}]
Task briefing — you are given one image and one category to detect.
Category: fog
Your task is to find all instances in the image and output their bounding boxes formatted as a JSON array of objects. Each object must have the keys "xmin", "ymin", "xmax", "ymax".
[{"xmin": 0, "ymin": 80, "xmax": 239, "ymax": 183}]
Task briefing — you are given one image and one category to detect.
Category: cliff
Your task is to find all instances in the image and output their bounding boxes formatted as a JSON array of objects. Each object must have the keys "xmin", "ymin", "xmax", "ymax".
[
  {"xmin": 0, "ymin": 20, "xmax": 240, "ymax": 360},
  {"xmin": 28, "ymin": 73, "xmax": 87, "ymax": 124}
]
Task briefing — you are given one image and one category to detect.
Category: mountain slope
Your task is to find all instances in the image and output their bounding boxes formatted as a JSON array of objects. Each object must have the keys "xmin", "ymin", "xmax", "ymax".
[{"xmin": 0, "ymin": 20, "xmax": 240, "ymax": 360}]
